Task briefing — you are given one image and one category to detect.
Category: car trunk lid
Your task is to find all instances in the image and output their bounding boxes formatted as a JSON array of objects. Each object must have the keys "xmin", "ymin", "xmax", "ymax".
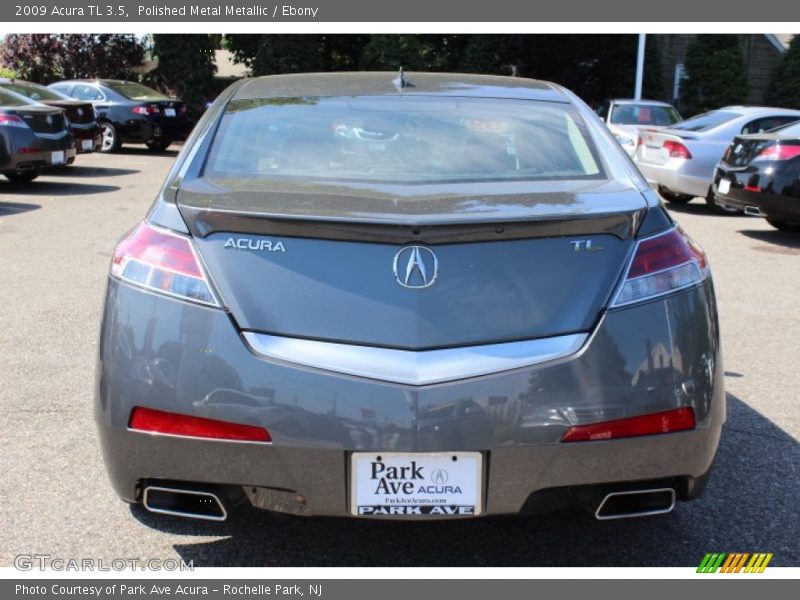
[
  {"xmin": 9, "ymin": 105, "xmax": 68, "ymax": 136},
  {"xmin": 178, "ymin": 177, "xmax": 646, "ymax": 349}
]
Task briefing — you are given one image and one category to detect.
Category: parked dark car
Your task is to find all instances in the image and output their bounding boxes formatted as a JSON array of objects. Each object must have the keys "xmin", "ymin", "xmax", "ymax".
[
  {"xmin": 0, "ymin": 87, "xmax": 75, "ymax": 182},
  {"xmin": 0, "ymin": 78, "xmax": 101, "ymax": 160},
  {"xmin": 714, "ymin": 120, "xmax": 800, "ymax": 231},
  {"xmin": 48, "ymin": 79, "xmax": 195, "ymax": 153}
]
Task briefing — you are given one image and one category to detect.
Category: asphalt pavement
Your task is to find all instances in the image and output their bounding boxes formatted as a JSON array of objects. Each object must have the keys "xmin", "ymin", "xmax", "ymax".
[{"xmin": 1, "ymin": 150, "xmax": 798, "ymax": 567}]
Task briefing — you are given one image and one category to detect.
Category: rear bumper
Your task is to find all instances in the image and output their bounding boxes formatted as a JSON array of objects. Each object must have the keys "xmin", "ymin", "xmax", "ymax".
[
  {"xmin": 71, "ymin": 123, "xmax": 102, "ymax": 154},
  {"xmin": 714, "ymin": 166, "xmax": 800, "ymax": 220},
  {"xmin": 636, "ymin": 160, "xmax": 710, "ymax": 198},
  {"xmin": 0, "ymin": 131, "xmax": 76, "ymax": 171},
  {"xmin": 95, "ymin": 279, "xmax": 725, "ymax": 517}
]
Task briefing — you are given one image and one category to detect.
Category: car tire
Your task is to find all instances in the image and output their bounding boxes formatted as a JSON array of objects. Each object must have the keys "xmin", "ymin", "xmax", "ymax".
[
  {"xmin": 100, "ymin": 122, "xmax": 121, "ymax": 153},
  {"xmin": 146, "ymin": 139, "xmax": 172, "ymax": 152},
  {"xmin": 705, "ymin": 187, "xmax": 741, "ymax": 215},
  {"xmin": 658, "ymin": 187, "xmax": 693, "ymax": 204},
  {"xmin": 766, "ymin": 217, "xmax": 800, "ymax": 232},
  {"xmin": 4, "ymin": 169, "xmax": 40, "ymax": 183}
]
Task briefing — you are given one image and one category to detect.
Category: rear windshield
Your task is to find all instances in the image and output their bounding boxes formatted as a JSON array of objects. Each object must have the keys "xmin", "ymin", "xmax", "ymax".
[
  {"xmin": 772, "ymin": 121, "xmax": 800, "ymax": 137},
  {"xmin": 205, "ymin": 96, "xmax": 605, "ymax": 184},
  {"xmin": 609, "ymin": 103, "xmax": 681, "ymax": 126},
  {"xmin": 107, "ymin": 82, "xmax": 169, "ymax": 101},
  {"xmin": 672, "ymin": 110, "xmax": 740, "ymax": 132},
  {"xmin": 1, "ymin": 82, "xmax": 66, "ymax": 102},
  {"xmin": 0, "ymin": 88, "xmax": 37, "ymax": 107}
]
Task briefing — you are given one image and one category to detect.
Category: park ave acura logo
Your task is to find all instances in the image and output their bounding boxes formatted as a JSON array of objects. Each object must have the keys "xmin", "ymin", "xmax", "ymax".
[{"xmin": 393, "ymin": 246, "xmax": 438, "ymax": 289}]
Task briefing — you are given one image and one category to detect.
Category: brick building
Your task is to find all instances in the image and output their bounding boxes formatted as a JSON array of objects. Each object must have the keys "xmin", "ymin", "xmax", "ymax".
[{"xmin": 654, "ymin": 34, "xmax": 794, "ymax": 106}]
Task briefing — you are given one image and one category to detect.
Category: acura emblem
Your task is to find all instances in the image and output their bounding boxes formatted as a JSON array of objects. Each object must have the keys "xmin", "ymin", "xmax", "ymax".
[
  {"xmin": 45, "ymin": 115, "xmax": 52, "ymax": 125},
  {"xmin": 77, "ymin": 108, "xmax": 84, "ymax": 117},
  {"xmin": 393, "ymin": 246, "xmax": 438, "ymax": 289}
]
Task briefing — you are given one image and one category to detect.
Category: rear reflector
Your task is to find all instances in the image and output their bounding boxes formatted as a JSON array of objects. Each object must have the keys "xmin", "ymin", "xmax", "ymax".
[
  {"xmin": 111, "ymin": 222, "xmax": 219, "ymax": 306},
  {"xmin": 755, "ymin": 144, "xmax": 800, "ymax": 161},
  {"xmin": 663, "ymin": 140, "xmax": 692, "ymax": 159},
  {"xmin": 561, "ymin": 407, "xmax": 695, "ymax": 442},
  {"xmin": 613, "ymin": 227, "xmax": 709, "ymax": 307},
  {"xmin": 129, "ymin": 407, "xmax": 271, "ymax": 442}
]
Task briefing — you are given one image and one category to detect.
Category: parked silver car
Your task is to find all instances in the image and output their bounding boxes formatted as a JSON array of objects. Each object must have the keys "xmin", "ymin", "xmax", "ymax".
[
  {"xmin": 596, "ymin": 99, "xmax": 682, "ymax": 156},
  {"xmin": 96, "ymin": 72, "xmax": 724, "ymax": 522},
  {"xmin": 634, "ymin": 106, "xmax": 800, "ymax": 208}
]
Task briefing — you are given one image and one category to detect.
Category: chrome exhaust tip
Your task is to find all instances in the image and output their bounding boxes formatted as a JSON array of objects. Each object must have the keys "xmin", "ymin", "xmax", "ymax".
[
  {"xmin": 594, "ymin": 487, "xmax": 676, "ymax": 520},
  {"xmin": 143, "ymin": 485, "xmax": 227, "ymax": 521},
  {"xmin": 744, "ymin": 205, "xmax": 765, "ymax": 217}
]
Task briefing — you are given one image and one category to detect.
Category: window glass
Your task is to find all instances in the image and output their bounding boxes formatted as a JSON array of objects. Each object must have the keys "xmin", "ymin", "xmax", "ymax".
[{"xmin": 206, "ymin": 96, "xmax": 606, "ymax": 184}]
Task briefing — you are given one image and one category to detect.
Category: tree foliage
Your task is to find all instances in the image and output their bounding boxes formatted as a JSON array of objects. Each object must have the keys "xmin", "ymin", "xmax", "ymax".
[
  {"xmin": 766, "ymin": 35, "xmax": 800, "ymax": 108},
  {"xmin": 148, "ymin": 34, "xmax": 217, "ymax": 107},
  {"xmin": 679, "ymin": 35, "xmax": 748, "ymax": 116},
  {"xmin": 224, "ymin": 34, "xmax": 664, "ymax": 106},
  {"xmin": 1, "ymin": 34, "xmax": 145, "ymax": 83}
]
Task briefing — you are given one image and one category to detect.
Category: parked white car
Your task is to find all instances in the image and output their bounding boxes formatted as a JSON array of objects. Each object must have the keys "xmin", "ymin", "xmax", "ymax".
[
  {"xmin": 596, "ymin": 99, "xmax": 682, "ymax": 156},
  {"xmin": 634, "ymin": 106, "xmax": 800, "ymax": 208}
]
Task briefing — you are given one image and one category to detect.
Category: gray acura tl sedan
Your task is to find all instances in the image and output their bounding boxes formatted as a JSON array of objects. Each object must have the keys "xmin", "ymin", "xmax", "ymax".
[{"xmin": 96, "ymin": 72, "xmax": 724, "ymax": 522}]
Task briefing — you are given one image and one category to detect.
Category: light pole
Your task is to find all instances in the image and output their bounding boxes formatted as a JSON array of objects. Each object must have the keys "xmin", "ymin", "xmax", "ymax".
[{"xmin": 635, "ymin": 33, "xmax": 646, "ymax": 100}]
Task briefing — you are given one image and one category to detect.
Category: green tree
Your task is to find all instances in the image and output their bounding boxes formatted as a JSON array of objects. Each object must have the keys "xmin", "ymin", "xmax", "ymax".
[
  {"xmin": 679, "ymin": 35, "xmax": 748, "ymax": 116},
  {"xmin": 149, "ymin": 34, "xmax": 217, "ymax": 107},
  {"xmin": 1, "ymin": 34, "xmax": 145, "ymax": 83},
  {"xmin": 359, "ymin": 35, "xmax": 466, "ymax": 71},
  {"xmin": 766, "ymin": 35, "xmax": 800, "ymax": 108}
]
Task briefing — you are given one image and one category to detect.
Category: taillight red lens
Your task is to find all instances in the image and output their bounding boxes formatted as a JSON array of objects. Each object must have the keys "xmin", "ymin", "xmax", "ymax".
[
  {"xmin": 129, "ymin": 407, "xmax": 271, "ymax": 442},
  {"xmin": 663, "ymin": 140, "xmax": 692, "ymax": 159},
  {"xmin": 561, "ymin": 407, "xmax": 695, "ymax": 442},
  {"xmin": 755, "ymin": 144, "xmax": 800, "ymax": 161},
  {"xmin": 111, "ymin": 222, "xmax": 218, "ymax": 306},
  {"xmin": 132, "ymin": 105, "xmax": 160, "ymax": 115},
  {"xmin": 613, "ymin": 227, "xmax": 709, "ymax": 307},
  {"xmin": 0, "ymin": 114, "xmax": 28, "ymax": 128}
]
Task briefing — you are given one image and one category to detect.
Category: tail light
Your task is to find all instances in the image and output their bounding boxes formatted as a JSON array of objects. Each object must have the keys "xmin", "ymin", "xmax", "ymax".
[
  {"xmin": 179, "ymin": 105, "xmax": 188, "ymax": 114},
  {"xmin": 132, "ymin": 104, "xmax": 160, "ymax": 115},
  {"xmin": 663, "ymin": 140, "xmax": 692, "ymax": 159},
  {"xmin": 755, "ymin": 144, "xmax": 800, "ymax": 161},
  {"xmin": 111, "ymin": 222, "xmax": 219, "ymax": 306},
  {"xmin": 561, "ymin": 408, "xmax": 695, "ymax": 442},
  {"xmin": 129, "ymin": 407, "xmax": 271, "ymax": 442},
  {"xmin": 0, "ymin": 114, "xmax": 29, "ymax": 128},
  {"xmin": 612, "ymin": 227, "xmax": 709, "ymax": 307}
]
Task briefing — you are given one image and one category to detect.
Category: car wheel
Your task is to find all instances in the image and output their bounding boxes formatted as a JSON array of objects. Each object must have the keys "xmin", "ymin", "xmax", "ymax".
[
  {"xmin": 766, "ymin": 217, "xmax": 800, "ymax": 232},
  {"xmin": 4, "ymin": 169, "xmax": 40, "ymax": 183},
  {"xmin": 658, "ymin": 187, "xmax": 693, "ymax": 204},
  {"xmin": 100, "ymin": 122, "xmax": 121, "ymax": 153},
  {"xmin": 705, "ymin": 187, "xmax": 741, "ymax": 214},
  {"xmin": 146, "ymin": 139, "xmax": 172, "ymax": 152}
]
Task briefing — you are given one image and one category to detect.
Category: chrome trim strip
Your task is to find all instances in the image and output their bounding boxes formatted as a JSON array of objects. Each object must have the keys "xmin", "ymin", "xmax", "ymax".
[{"xmin": 242, "ymin": 331, "xmax": 589, "ymax": 386}]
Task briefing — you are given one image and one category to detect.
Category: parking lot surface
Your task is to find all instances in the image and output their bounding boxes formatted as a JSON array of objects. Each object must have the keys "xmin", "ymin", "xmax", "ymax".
[{"xmin": 1, "ymin": 150, "xmax": 798, "ymax": 567}]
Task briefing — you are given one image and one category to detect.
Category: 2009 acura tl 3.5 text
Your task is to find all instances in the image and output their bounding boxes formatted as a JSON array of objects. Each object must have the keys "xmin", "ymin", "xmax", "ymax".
[{"xmin": 95, "ymin": 72, "xmax": 724, "ymax": 521}]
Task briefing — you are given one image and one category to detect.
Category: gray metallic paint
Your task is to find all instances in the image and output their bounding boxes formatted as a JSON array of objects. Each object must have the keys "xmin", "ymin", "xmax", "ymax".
[
  {"xmin": 96, "ymin": 73, "xmax": 723, "ymax": 518},
  {"xmin": 96, "ymin": 278, "xmax": 723, "ymax": 516}
]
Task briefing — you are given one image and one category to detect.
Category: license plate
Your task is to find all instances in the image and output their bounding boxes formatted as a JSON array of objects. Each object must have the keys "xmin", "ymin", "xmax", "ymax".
[
  {"xmin": 350, "ymin": 452, "xmax": 482, "ymax": 517},
  {"xmin": 51, "ymin": 151, "xmax": 65, "ymax": 164},
  {"xmin": 718, "ymin": 178, "xmax": 731, "ymax": 195},
  {"xmin": 164, "ymin": 108, "xmax": 176, "ymax": 117},
  {"xmin": 81, "ymin": 139, "xmax": 94, "ymax": 150}
]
